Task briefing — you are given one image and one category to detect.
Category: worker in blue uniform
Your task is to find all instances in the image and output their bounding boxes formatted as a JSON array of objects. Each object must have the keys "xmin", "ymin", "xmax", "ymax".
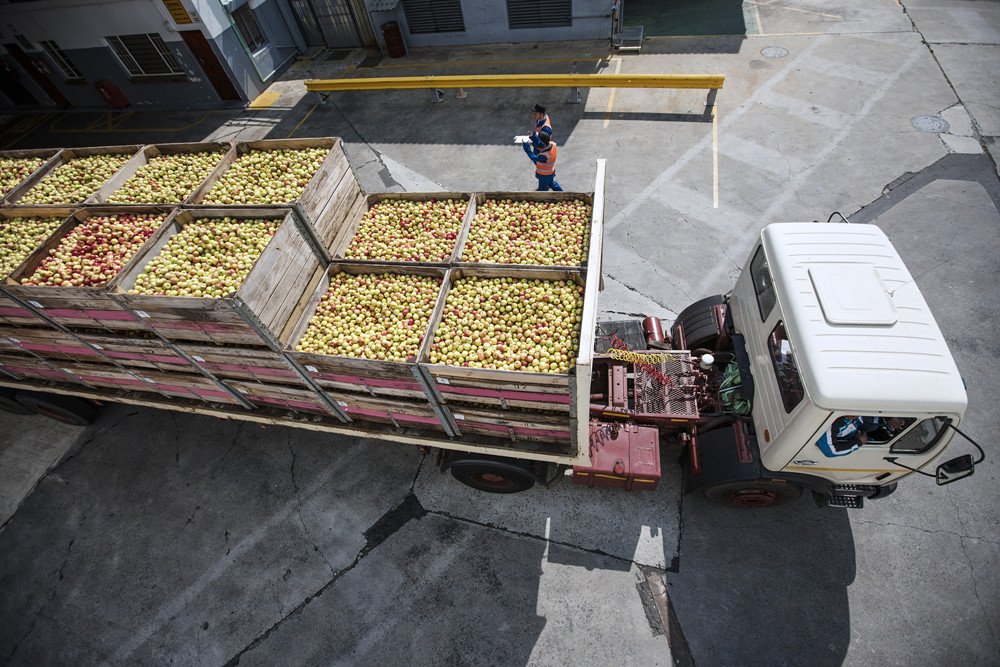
[
  {"xmin": 523, "ymin": 131, "xmax": 563, "ymax": 191},
  {"xmin": 817, "ymin": 415, "xmax": 885, "ymax": 457}
]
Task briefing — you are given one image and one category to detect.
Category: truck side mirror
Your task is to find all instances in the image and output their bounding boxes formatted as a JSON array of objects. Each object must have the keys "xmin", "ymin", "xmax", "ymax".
[{"xmin": 937, "ymin": 454, "xmax": 975, "ymax": 485}]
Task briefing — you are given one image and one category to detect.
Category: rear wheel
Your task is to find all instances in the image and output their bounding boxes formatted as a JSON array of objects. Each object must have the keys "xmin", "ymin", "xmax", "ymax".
[
  {"xmin": 449, "ymin": 458, "xmax": 537, "ymax": 493},
  {"xmin": 703, "ymin": 479, "xmax": 802, "ymax": 508},
  {"xmin": 671, "ymin": 294, "xmax": 726, "ymax": 351},
  {"xmin": 14, "ymin": 392, "xmax": 98, "ymax": 426},
  {"xmin": 0, "ymin": 388, "xmax": 33, "ymax": 415}
]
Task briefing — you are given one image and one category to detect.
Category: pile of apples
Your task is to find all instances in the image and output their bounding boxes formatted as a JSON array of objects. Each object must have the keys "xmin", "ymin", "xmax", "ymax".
[
  {"xmin": 19, "ymin": 153, "xmax": 132, "ymax": 204},
  {"xmin": 130, "ymin": 217, "xmax": 279, "ymax": 298},
  {"xmin": 343, "ymin": 199, "xmax": 467, "ymax": 262},
  {"xmin": 0, "ymin": 216, "xmax": 64, "ymax": 277},
  {"xmin": 108, "ymin": 150, "xmax": 227, "ymax": 204},
  {"xmin": 430, "ymin": 277, "xmax": 583, "ymax": 373},
  {"xmin": 21, "ymin": 213, "xmax": 166, "ymax": 287},
  {"xmin": 296, "ymin": 273, "xmax": 441, "ymax": 362},
  {"xmin": 202, "ymin": 147, "xmax": 328, "ymax": 205},
  {"xmin": 0, "ymin": 156, "xmax": 47, "ymax": 195},
  {"xmin": 463, "ymin": 199, "xmax": 591, "ymax": 266}
]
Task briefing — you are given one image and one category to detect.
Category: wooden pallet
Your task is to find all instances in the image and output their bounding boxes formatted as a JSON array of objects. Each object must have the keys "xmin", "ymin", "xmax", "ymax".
[
  {"xmin": 3, "ymin": 145, "xmax": 143, "ymax": 207},
  {"xmin": 89, "ymin": 142, "xmax": 233, "ymax": 205},
  {"xmin": 2, "ymin": 206, "xmax": 174, "ymax": 331},
  {"xmin": 112, "ymin": 207, "xmax": 323, "ymax": 346},
  {"xmin": 328, "ymin": 192, "xmax": 474, "ymax": 265},
  {"xmin": 0, "ymin": 148, "xmax": 61, "ymax": 200},
  {"xmin": 188, "ymin": 138, "xmax": 348, "ymax": 253},
  {"xmin": 283, "ymin": 262, "xmax": 448, "ymax": 402}
]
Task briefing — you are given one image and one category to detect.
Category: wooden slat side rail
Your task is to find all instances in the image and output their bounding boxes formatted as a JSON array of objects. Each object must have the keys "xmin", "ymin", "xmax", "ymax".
[{"xmin": 306, "ymin": 74, "xmax": 725, "ymax": 92}]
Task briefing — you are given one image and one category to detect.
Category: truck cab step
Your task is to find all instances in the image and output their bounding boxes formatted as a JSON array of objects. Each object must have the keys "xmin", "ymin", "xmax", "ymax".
[{"xmin": 828, "ymin": 494, "xmax": 865, "ymax": 509}]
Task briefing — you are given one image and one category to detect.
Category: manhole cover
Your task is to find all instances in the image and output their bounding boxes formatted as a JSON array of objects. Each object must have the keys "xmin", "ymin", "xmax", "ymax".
[
  {"xmin": 761, "ymin": 46, "xmax": 788, "ymax": 59},
  {"xmin": 912, "ymin": 115, "xmax": 950, "ymax": 133}
]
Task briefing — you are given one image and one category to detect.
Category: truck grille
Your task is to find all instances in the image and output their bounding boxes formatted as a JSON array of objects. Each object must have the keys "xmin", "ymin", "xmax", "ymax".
[{"xmin": 632, "ymin": 351, "xmax": 699, "ymax": 418}]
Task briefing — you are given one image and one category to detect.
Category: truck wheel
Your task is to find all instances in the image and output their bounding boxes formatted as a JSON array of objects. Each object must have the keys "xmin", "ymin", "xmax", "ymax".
[
  {"xmin": 671, "ymin": 295, "xmax": 725, "ymax": 351},
  {"xmin": 449, "ymin": 459, "xmax": 536, "ymax": 493},
  {"xmin": 14, "ymin": 392, "xmax": 98, "ymax": 426},
  {"xmin": 0, "ymin": 388, "xmax": 34, "ymax": 415},
  {"xmin": 703, "ymin": 479, "xmax": 801, "ymax": 508}
]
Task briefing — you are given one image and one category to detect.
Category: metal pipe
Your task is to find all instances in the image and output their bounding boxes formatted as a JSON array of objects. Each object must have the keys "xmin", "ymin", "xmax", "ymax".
[{"xmin": 306, "ymin": 73, "xmax": 725, "ymax": 92}]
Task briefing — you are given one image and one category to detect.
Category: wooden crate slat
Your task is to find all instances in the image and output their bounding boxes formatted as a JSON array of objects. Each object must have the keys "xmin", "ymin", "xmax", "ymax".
[
  {"xmin": 89, "ymin": 142, "xmax": 233, "ymax": 204},
  {"xmin": 1, "ymin": 148, "xmax": 61, "ymax": 201},
  {"xmin": 4, "ymin": 145, "xmax": 144, "ymax": 207}
]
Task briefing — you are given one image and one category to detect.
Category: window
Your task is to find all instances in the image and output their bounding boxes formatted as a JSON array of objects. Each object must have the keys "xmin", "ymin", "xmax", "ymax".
[
  {"xmin": 232, "ymin": 4, "xmax": 267, "ymax": 52},
  {"xmin": 106, "ymin": 34, "xmax": 184, "ymax": 77},
  {"xmin": 506, "ymin": 0, "xmax": 571, "ymax": 29},
  {"xmin": 751, "ymin": 246, "xmax": 776, "ymax": 321},
  {"xmin": 401, "ymin": 0, "xmax": 465, "ymax": 34},
  {"xmin": 890, "ymin": 417, "xmax": 949, "ymax": 455},
  {"xmin": 39, "ymin": 40, "xmax": 83, "ymax": 80},
  {"xmin": 768, "ymin": 321, "xmax": 804, "ymax": 413},
  {"xmin": 818, "ymin": 416, "xmax": 917, "ymax": 456}
]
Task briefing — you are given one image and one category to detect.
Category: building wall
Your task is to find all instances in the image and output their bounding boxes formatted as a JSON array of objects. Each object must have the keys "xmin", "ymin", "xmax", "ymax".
[
  {"xmin": 372, "ymin": 0, "xmax": 611, "ymax": 49},
  {"xmin": 0, "ymin": 0, "xmax": 303, "ymax": 109}
]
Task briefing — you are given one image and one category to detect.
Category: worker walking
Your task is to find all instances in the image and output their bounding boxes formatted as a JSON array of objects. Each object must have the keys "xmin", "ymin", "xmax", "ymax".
[
  {"xmin": 523, "ymin": 132, "xmax": 563, "ymax": 191},
  {"xmin": 531, "ymin": 104, "xmax": 553, "ymax": 143}
]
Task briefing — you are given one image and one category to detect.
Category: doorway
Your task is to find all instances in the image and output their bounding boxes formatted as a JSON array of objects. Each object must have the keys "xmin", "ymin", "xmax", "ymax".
[
  {"xmin": 3, "ymin": 44, "xmax": 69, "ymax": 106},
  {"xmin": 179, "ymin": 30, "xmax": 242, "ymax": 101},
  {"xmin": 289, "ymin": 0, "xmax": 362, "ymax": 48}
]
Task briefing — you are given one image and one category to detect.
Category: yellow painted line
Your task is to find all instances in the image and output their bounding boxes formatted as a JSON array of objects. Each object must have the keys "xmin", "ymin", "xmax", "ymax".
[
  {"xmin": 367, "ymin": 55, "xmax": 606, "ymax": 71},
  {"xmin": 748, "ymin": 31, "xmax": 826, "ymax": 37},
  {"xmin": 753, "ymin": 0, "xmax": 764, "ymax": 35},
  {"xmin": 286, "ymin": 103, "xmax": 317, "ymax": 138},
  {"xmin": 759, "ymin": 0, "xmax": 842, "ymax": 20},
  {"xmin": 48, "ymin": 111, "xmax": 213, "ymax": 134},
  {"xmin": 603, "ymin": 57, "xmax": 622, "ymax": 129},
  {"xmin": 307, "ymin": 73, "xmax": 725, "ymax": 92},
  {"xmin": 109, "ymin": 111, "xmax": 135, "ymax": 131},
  {"xmin": 248, "ymin": 90, "xmax": 281, "ymax": 109},
  {"xmin": 712, "ymin": 105, "xmax": 719, "ymax": 208}
]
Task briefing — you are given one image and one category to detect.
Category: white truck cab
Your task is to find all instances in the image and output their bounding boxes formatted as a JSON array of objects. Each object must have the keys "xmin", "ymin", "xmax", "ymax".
[{"xmin": 684, "ymin": 223, "xmax": 979, "ymax": 508}]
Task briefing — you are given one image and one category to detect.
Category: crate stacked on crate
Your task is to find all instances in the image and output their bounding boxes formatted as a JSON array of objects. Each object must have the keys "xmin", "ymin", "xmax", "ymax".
[{"xmin": 111, "ymin": 206, "xmax": 339, "ymax": 416}]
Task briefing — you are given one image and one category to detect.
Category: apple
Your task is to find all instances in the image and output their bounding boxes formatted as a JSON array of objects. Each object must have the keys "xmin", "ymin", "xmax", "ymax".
[
  {"xmin": 463, "ymin": 199, "xmax": 591, "ymax": 266},
  {"xmin": 19, "ymin": 153, "xmax": 132, "ymax": 204},
  {"xmin": 0, "ymin": 216, "xmax": 64, "ymax": 277},
  {"xmin": 343, "ymin": 198, "xmax": 467, "ymax": 262},
  {"xmin": 108, "ymin": 150, "xmax": 227, "ymax": 204},
  {"xmin": 429, "ymin": 276, "xmax": 584, "ymax": 373},
  {"xmin": 130, "ymin": 217, "xmax": 279, "ymax": 298},
  {"xmin": 22, "ymin": 213, "xmax": 166, "ymax": 287},
  {"xmin": 201, "ymin": 147, "xmax": 328, "ymax": 205},
  {"xmin": 0, "ymin": 156, "xmax": 47, "ymax": 195},
  {"xmin": 295, "ymin": 272, "xmax": 441, "ymax": 362}
]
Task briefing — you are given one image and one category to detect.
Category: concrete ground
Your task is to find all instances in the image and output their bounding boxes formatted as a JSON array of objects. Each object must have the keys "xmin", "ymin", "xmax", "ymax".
[{"xmin": 1, "ymin": 0, "xmax": 999, "ymax": 664}]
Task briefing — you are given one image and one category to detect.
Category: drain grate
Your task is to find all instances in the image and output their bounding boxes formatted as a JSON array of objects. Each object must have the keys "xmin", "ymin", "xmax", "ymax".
[{"xmin": 912, "ymin": 115, "xmax": 950, "ymax": 133}]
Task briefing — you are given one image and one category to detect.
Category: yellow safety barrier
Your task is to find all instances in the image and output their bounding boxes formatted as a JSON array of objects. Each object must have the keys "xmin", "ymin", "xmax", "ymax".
[{"xmin": 305, "ymin": 73, "xmax": 724, "ymax": 92}]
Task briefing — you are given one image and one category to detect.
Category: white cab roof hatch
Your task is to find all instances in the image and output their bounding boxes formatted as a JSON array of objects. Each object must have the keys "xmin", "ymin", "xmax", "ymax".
[{"xmin": 762, "ymin": 223, "xmax": 967, "ymax": 415}]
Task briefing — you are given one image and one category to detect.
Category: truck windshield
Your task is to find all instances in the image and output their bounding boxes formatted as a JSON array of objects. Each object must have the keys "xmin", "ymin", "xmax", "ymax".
[
  {"xmin": 768, "ymin": 321, "xmax": 804, "ymax": 412},
  {"xmin": 890, "ymin": 417, "xmax": 949, "ymax": 455}
]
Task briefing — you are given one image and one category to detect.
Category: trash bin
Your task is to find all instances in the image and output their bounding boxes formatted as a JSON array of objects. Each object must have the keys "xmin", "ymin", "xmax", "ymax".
[
  {"xmin": 95, "ymin": 79, "xmax": 130, "ymax": 109},
  {"xmin": 381, "ymin": 21, "xmax": 406, "ymax": 58}
]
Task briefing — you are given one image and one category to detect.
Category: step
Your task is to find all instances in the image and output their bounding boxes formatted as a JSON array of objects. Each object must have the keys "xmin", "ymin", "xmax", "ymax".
[{"xmin": 828, "ymin": 494, "xmax": 865, "ymax": 509}]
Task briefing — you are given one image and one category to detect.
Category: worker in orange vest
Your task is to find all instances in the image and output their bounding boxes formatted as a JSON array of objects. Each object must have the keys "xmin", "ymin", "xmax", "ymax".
[
  {"xmin": 531, "ymin": 104, "xmax": 553, "ymax": 143},
  {"xmin": 523, "ymin": 130, "xmax": 563, "ymax": 191}
]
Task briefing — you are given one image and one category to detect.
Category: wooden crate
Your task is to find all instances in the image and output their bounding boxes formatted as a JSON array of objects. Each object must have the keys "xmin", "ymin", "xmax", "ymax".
[
  {"xmin": 112, "ymin": 207, "xmax": 323, "ymax": 346},
  {"xmin": 89, "ymin": 142, "xmax": 233, "ymax": 204},
  {"xmin": 173, "ymin": 342, "xmax": 303, "ymax": 385},
  {"xmin": 419, "ymin": 262, "xmax": 601, "ymax": 453},
  {"xmin": 454, "ymin": 191, "xmax": 596, "ymax": 270},
  {"xmin": 188, "ymin": 138, "xmax": 350, "ymax": 250},
  {"xmin": 4, "ymin": 145, "xmax": 143, "ymax": 207},
  {"xmin": 283, "ymin": 262, "xmax": 449, "ymax": 402},
  {"xmin": 328, "ymin": 192, "xmax": 474, "ymax": 265},
  {"xmin": 0, "ymin": 324, "xmax": 101, "ymax": 364},
  {"xmin": 0, "ymin": 148, "xmax": 61, "ymax": 200},
  {"xmin": 0, "ymin": 351, "xmax": 80, "ymax": 384},
  {"xmin": 1, "ymin": 206, "xmax": 174, "ymax": 331}
]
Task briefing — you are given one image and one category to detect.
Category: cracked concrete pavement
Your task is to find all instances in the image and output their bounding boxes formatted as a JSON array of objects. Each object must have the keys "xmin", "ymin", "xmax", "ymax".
[{"xmin": 1, "ymin": 0, "xmax": 999, "ymax": 663}]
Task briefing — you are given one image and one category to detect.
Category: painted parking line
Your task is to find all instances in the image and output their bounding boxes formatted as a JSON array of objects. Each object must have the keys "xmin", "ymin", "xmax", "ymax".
[
  {"xmin": 366, "ymin": 55, "xmax": 608, "ymax": 71},
  {"xmin": 286, "ymin": 103, "xmax": 318, "ymax": 138},
  {"xmin": 713, "ymin": 106, "xmax": 719, "ymax": 208},
  {"xmin": 603, "ymin": 57, "xmax": 623, "ymax": 129},
  {"xmin": 248, "ymin": 90, "xmax": 281, "ymax": 109},
  {"xmin": 47, "ymin": 111, "xmax": 214, "ymax": 134}
]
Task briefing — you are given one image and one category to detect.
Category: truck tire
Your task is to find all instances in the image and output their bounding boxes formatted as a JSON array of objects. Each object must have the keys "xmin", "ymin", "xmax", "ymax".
[
  {"xmin": 14, "ymin": 391, "xmax": 98, "ymax": 426},
  {"xmin": 449, "ymin": 458, "xmax": 536, "ymax": 493},
  {"xmin": 671, "ymin": 294, "xmax": 725, "ymax": 351},
  {"xmin": 0, "ymin": 388, "xmax": 33, "ymax": 415},
  {"xmin": 703, "ymin": 479, "xmax": 801, "ymax": 508}
]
